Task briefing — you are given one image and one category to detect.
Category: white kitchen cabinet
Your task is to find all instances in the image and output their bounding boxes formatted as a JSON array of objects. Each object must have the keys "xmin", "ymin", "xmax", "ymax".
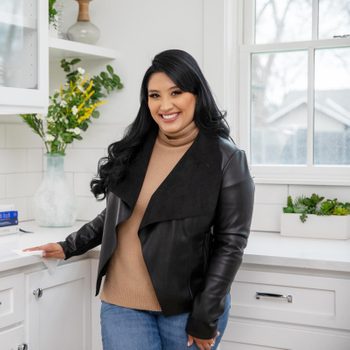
[
  {"xmin": 0, "ymin": 0, "xmax": 48, "ymax": 114},
  {"xmin": 0, "ymin": 1, "xmax": 118, "ymax": 115},
  {"xmin": 221, "ymin": 266, "xmax": 350, "ymax": 349},
  {"xmin": 0, "ymin": 273, "xmax": 27, "ymax": 350},
  {"xmin": 26, "ymin": 259, "xmax": 91, "ymax": 350},
  {"xmin": 91, "ymin": 259, "xmax": 103, "ymax": 350},
  {"xmin": 0, "ymin": 325, "xmax": 26, "ymax": 350}
]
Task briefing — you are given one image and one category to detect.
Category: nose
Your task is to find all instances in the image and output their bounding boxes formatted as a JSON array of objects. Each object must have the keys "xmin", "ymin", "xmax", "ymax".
[{"xmin": 159, "ymin": 96, "xmax": 173, "ymax": 112}]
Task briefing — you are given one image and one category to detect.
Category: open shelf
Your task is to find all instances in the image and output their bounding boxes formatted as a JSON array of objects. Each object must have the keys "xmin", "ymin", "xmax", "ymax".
[{"xmin": 49, "ymin": 37, "xmax": 119, "ymax": 60}]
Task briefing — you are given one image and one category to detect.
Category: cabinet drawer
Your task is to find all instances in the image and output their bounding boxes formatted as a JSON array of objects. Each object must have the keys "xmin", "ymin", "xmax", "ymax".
[
  {"xmin": 222, "ymin": 318, "xmax": 350, "ymax": 350},
  {"xmin": 0, "ymin": 324, "xmax": 25, "ymax": 350},
  {"xmin": 0, "ymin": 274, "xmax": 24, "ymax": 328},
  {"xmin": 230, "ymin": 269, "xmax": 350, "ymax": 330}
]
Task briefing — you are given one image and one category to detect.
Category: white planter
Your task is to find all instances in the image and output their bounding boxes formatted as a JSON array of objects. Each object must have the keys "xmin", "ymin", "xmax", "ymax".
[{"xmin": 280, "ymin": 213, "xmax": 350, "ymax": 240}]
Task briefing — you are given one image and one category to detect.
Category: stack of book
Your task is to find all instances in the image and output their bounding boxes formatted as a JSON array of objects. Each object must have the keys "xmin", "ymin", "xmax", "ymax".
[{"xmin": 0, "ymin": 205, "xmax": 19, "ymax": 236}]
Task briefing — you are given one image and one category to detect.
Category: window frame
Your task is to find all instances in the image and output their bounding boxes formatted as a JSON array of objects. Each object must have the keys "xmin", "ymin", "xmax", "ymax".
[{"xmin": 237, "ymin": 0, "xmax": 350, "ymax": 185}]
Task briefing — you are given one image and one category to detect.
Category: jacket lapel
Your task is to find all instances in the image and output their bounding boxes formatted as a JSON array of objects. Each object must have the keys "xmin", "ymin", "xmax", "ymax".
[
  {"xmin": 109, "ymin": 127, "xmax": 223, "ymax": 230},
  {"xmin": 140, "ymin": 129, "xmax": 222, "ymax": 229},
  {"xmin": 109, "ymin": 127, "xmax": 158, "ymax": 209}
]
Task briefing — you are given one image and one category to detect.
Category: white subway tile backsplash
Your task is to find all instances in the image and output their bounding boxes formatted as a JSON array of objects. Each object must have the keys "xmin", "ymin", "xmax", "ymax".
[
  {"xmin": 26, "ymin": 149, "xmax": 43, "ymax": 172},
  {"xmin": 255, "ymin": 184, "xmax": 288, "ymax": 204},
  {"xmin": 5, "ymin": 124, "xmax": 42, "ymax": 148},
  {"xmin": 0, "ymin": 125, "xmax": 5, "ymax": 147},
  {"xmin": 74, "ymin": 173, "xmax": 95, "ymax": 196},
  {"xmin": 0, "ymin": 175, "xmax": 5, "ymax": 197},
  {"xmin": 289, "ymin": 185, "xmax": 350, "ymax": 203},
  {"xmin": 72, "ymin": 123, "xmax": 125, "ymax": 149},
  {"xmin": 65, "ymin": 149, "xmax": 107, "ymax": 173},
  {"xmin": 25, "ymin": 196, "xmax": 35, "ymax": 221},
  {"xmin": 0, "ymin": 150, "xmax": 27, "ymax": 173},
  {"xmin": 6, "ymin": 173, "xmax": 42, "ymax": 198},
  {"xmin": 251, "ymin": 203, "xmax": 282, "ymax": 232},
  {"xmin": 76, "ymin": 196, "xmax": 105, "ymax": 221}
]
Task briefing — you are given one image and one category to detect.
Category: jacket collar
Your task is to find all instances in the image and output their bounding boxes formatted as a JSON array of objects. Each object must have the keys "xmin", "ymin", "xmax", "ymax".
[{"xmin": 109, "ymin": 127, "xmax": 222, "ymax": 229}]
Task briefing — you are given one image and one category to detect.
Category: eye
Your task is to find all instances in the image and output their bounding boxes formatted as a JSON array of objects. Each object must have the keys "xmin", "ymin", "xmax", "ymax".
[
  {"xmin": 148, "ymin": 93, "xmax": 160, "ymax": 99},
  {"xmin": 171, "ymin": 90, "xmax": 182, "ymax": 96}
]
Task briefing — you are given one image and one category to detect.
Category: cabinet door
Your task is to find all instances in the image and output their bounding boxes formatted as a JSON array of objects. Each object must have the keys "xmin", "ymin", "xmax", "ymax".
[
  {"xmin": 0, "ymin": 0, "xmax": 48, "ymax": 114},
  {"xmin": 221, "ymin": 318, "xmax": 350, "ymax": 350},
  {"xmin": 0, "ymin": 324, "xmax": 26, "ymax": 350},
  {"xmin": 26, "ymin": 259, "xmax": 91, "ymax": 350},
  {"xmin": 91, "ymin": 259, "xmax": 103, "ymax": 350}
]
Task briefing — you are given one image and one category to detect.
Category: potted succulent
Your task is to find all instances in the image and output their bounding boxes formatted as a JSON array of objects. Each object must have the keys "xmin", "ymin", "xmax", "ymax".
[{"xmin": 281, "ymin": 193, "xmax": 350, "ymax": 239}]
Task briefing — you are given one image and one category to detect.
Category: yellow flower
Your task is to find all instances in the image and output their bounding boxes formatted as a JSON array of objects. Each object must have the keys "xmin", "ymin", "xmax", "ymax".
[{"xmin": 77, "ymin": 100, "xmax": 106, "ymax": 124}]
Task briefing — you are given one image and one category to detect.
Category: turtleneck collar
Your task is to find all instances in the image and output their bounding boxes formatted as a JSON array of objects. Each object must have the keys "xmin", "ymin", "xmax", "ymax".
[{"xmin": 157, "ymin": 120, "xmax": 199, "ymax": 147}]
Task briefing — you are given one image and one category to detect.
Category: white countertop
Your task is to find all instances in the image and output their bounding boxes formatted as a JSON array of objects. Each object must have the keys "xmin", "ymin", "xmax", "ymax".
[{"xmin": 1, "ymin": 221, "xmax": 350, "ymax": 274}]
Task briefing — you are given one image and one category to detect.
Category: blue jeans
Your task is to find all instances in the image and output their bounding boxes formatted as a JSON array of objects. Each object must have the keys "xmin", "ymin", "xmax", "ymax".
[{"xmin": 100, "ymin": 293, "xmax": 231, "ymax": 350}]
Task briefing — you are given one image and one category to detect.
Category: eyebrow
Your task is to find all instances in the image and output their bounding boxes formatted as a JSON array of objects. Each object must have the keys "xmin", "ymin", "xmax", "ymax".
[{"xmin": 148, "ymin": 85, "xmax": 179, "ymax": 93}]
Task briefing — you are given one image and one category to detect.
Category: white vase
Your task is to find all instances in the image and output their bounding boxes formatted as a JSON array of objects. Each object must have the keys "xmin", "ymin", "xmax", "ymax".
[
  {"xmin": 67, "ymin": 0, "xmax": 100, "ymax": 44},
  {"xmin": 33, "ymin": 154, "xmax": 76, "ymax": 227}
]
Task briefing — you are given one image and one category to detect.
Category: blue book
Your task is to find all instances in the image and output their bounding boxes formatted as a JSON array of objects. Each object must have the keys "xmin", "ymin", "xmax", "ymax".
[{"xmin": 0, "ymin": 211, "xmax": 18, "ymax": 227}]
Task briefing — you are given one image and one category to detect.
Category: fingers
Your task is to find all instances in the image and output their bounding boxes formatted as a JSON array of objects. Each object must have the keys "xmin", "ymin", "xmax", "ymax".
[
  {"xmin": 190, "ymin": 335, "xmax": 217, "ymax": 350},
  {"xmin": 187, "ymin": 335, "xmax": 194, "ymax": 347},
  {"xmin": 23, "ymin": 243, "xmax": 65, "ymax": 259},
  {"xmin": 23, "ymin": 245, "xmax": 45, "ymax": 252}
]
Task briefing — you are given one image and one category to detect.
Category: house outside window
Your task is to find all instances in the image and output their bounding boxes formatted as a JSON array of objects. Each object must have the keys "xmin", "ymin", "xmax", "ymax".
[{"xmin": 238, "ymin": 0, "xmax": 350, "ymax": 184}]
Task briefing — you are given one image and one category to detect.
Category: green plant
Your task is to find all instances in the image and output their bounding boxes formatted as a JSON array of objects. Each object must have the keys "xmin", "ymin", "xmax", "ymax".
[
  {"xmin": 283, "ymin": 193, "xmax": 350, "ymax": 223},
  {"xmin": 49, "ymin": 0, "xmax": 58, "ymax": 27},
  {"xmin": 20, "ymin": 58, "xmax": 123, "ymax": 155}
]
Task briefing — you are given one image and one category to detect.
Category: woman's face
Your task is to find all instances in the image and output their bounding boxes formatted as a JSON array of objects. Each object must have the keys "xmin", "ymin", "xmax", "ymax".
[{"xmin": 147, "ymin": 72, "xmax": 196, "ymax": 135}]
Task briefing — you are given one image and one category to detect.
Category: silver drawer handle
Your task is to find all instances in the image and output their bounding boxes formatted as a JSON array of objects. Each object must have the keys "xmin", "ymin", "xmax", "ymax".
[{"xmin": 255, "ymin": 292, "xmax": 293, "ymax": 303}]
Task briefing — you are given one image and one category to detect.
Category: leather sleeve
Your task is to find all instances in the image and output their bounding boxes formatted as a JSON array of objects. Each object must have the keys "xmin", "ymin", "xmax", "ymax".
[
  {"xmin": 57, "ymin": 208, "xmax": 106, "ymax": 260},
  {"xmin": 186, "ymin": 150, "xmax": 255, "ymax": 339}
]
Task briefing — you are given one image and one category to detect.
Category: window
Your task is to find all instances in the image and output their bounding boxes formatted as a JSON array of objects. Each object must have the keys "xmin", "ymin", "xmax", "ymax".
[{"xmin": 239, "ymin": 0, "xmax": 350, "ymax": 184}]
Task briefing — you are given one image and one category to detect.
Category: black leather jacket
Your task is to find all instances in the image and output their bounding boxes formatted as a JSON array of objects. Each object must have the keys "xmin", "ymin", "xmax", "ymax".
[{"xmin": 58, "ymin": 128, "xmax": 255, "ymax": 339}]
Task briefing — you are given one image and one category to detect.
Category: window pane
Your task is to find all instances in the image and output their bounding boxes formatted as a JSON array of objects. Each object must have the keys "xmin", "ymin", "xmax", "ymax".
[
  {"xmin": 255, "ymin": 0, "xmax": 312, "ymax": 44},
  {"xmin": 314, "ymin": 48, "xmax": 350, "ymax": 165},
  {"xmin": 319, "ymin": 0, "xmax": 350, "ymax": 39},
  {"xmin": 251, "ymin": 51, "xmax": 308, "ymax": 164}
]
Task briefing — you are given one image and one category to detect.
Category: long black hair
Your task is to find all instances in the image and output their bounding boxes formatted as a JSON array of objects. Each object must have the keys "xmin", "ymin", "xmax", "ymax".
[{"xmin": 90, "ymin": 49, "xmax": 231, "ymax": 200}]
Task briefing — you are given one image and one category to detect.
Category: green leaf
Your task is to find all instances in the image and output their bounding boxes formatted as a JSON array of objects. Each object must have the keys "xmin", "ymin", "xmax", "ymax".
[
  {"xmin": 100, "ymin": 72, "xmax": 108, "ymax": 80},
  {"xmin": 92, "ymin": 110, "xmax": 100, "ymax": 118},
  {"xmin": 70, "ymin": 58, "xmax": 81, "ymax": 65},
  {"xmin": 107, "ymin": 65, "xmax": 114, "ymax": 75}
]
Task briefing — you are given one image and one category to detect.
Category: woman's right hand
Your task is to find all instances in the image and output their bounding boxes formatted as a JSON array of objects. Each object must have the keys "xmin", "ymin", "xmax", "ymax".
[{"xmin": 23, "ymin": 243, "xmax": 65, "ymax": 259}]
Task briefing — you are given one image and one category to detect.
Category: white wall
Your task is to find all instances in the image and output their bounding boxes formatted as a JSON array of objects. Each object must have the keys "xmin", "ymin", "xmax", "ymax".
[{"xmin": 0, "ymin": 0, "xmax": 348, "ymax": 232}]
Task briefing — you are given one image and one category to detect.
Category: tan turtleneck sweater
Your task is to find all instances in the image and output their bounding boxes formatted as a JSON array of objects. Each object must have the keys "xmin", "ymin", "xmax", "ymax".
[{"xmin": 100, "ymin": 121, "xmax": 199, "ymax": 310}]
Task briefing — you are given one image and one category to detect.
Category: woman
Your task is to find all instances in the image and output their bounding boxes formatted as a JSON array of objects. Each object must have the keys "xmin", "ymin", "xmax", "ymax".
[{"xmin": 25, "ymin": 49, "xmax": 255, "ymax": 350}]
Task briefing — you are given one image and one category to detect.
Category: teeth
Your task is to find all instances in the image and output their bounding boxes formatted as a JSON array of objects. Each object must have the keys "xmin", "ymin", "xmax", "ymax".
[{"xmin": 162, "ymin": 113, "xmax": 178, "ymax": 120}]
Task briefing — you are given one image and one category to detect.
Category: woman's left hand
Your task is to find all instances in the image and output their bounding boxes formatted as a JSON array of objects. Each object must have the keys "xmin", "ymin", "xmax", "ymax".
[{"xmin": 187, "ymin": 332, "xmax": 219, "ymax": 349}]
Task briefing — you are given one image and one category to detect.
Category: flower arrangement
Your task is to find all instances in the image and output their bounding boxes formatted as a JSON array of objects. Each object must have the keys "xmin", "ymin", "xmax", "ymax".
[{"xmin": 20, "ymin": 58, "xmax": 123, "ymax": 155}]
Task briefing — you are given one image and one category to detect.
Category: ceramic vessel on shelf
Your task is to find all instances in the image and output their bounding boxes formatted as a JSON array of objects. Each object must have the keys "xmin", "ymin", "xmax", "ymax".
[
  {"xmin": 67, "ymin": 0, "xmax": 100, "ymax": 44},
  {"xmin": 33, "ymin": 154, "xmax": 76, "ymax": 227}
]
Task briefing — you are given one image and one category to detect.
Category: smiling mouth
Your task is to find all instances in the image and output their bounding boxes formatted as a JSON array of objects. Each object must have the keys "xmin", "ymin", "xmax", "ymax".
[{"xmin": 160, "ymin": 113, "xmax": 180, "ymax": 120}]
